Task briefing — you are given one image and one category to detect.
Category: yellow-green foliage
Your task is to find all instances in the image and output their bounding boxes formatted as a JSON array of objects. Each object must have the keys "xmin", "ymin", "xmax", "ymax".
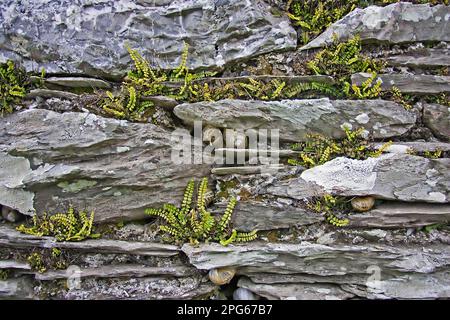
[
  {"xmin": 408, "ymin": 148, "xmax": 443, "ymax": 159},
  {"xmin": 288, "ymin": 127, "xmax": 392, "ymax": 168},
  {"xmin": 27, "ymin": 253, "xmax": 47, "ymax": 273},
  {"xmin": 306, "ymin": 36, "xmax": 384, "ymax": 99},
  {"xmin": 145, "ymin": 178, "xmax": 257, "ymax": 246},
  {"xmin": 26, "ymin": 249, "xmax": 68, "ymax": 273},
  {"xmin": 390, "ymin": 86, "xmax": 412, "ymax": 110},
  {"xmin": 308, "ymin": 194, "xmax": 349, "ymax": 227},
  {"xmin": 343, "ymin": 72, "xmax": 382, "ymax": 99},
  {"xmin": 0, "ymin": 269, "xmax": 9, "ymax": 280},
  {"xmin": 17, "ymin": 206, "xmax": 100, "ymax": 242},
  {"xmin": 308, "ymin": 35, "xmax": 384, "ymax": 82},
  {"xmin": 0, "ymin": 60, "xmax": 29, "ymax": 115},
  {"xmin": 287, "ymin": 0, "xmax": 359, "ymax": 45}
]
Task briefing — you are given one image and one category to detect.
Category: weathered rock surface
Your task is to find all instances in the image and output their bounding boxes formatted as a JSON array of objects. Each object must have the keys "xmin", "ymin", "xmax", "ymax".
[
  {"xmin": 349, "ymin": 202, "xmax": 450, "ymax": 228},
  {"xmin": 0, "ymin": 0, "xmax": 296, "ymax": 78},
  {"xmin": 386, "ymin": 48, "xmax": 450, "ymax": 68},
  {"xmin": 0, "ymin": 225, "xmax": 179, "ymax": 257},
  {"xmin": 0, "ymin": 277, "xmax": 35, "ymax": 299},
  {"xmin": 351, "ymin": 73, "xmax": 450, "ymax": 94},
  {"xmin": 301, "ymin": 3, "xmax": 450, "ymax": 50},
  {"xmin": 183, "ymin": 242, "xmax": 450, "ymax": 299},
  {"xmin": 34, "ymin": 265, "xmax": 196, "ymax": 281},
  {"xmin": 0, "ymin": 109, "xmax": 213, "ymax": 221},
  {"xmin": 44, "ymin": 77, "xmax": 111, "ymax": 89},
  {"xmin": 213, "ymin": 200, "xmax": 323, "ymax": 232},
  {"xmin": 423, "ymin": 103, "xmax": 450, "ymax": 141},
  {"xmin": 174, "ymin": 98, "xmax": 417, "ymax": 142},
  {"xmin": 264, "ymin": 154, "xmax": 450, "ymax": 203}
]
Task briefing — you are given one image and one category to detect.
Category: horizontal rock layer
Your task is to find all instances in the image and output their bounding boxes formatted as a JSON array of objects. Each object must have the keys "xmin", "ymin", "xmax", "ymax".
[
  {"xmin": 182, "ymin": 242, "xmax": 450, "ymax": 299},
  {"xmin": 265, "ymin": 154, "xmax": 450, "ymax": 203},
  {"xmin": 174, "ymin": 98, "xmax": 417, "ymax": 142},
  {"xmin": 0, "ymin": 0, "xmax": 296, "ymax": 78},
  {"xmin": 0, "ymin": 109, "xmax": 212, "ymax": 221},
  {"xmin": 302, "ymin": 3, "xmax": 450, "ymax": 50},
  {"xmin": 352, "ymin": 73, "xmax": 450, "ymax": 94}
]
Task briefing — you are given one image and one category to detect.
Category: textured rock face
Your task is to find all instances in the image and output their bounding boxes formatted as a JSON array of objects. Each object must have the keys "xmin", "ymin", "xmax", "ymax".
[
  {"xmin": 174, "ymin": 98, "xmax": 417, "ymax": 142},
  {"xmin": 301, "ymin": 3, "xmax": 450, "ymax": 50},
  {"xmin": 182, "ymin": 242, "xmax": 450, "ymax": 299},
  {"xmin": 0, "ymin": 0, "xmax": 296, "ymax": 78},
  {"xmin": 0, "ymin": 109, "xmax": 212, "ymax": 222},
  {"xmin": 423, "ymin": 103, "xmax": 450, "ymax": 141},
  {"xmin": 213, "ymin": 201, "xmax": 323, "ymax": 232},
  {"xmin": 265, "ymin": 154, "xmax": 450, "ymax": 203},
  {"xmin": 349, "ymin": 202, "xmax": 450, "ymax": 228},
  {"xmin": 351, "ymin": 73, "xmax": 450, "ymax": 94}
]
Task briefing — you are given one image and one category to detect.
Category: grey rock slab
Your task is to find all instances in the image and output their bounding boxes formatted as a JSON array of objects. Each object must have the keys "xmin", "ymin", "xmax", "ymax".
[
  {"xmin": 301, "ymin": 3, "xmax": 450, "ymax": 50},
  {"xmin": 0, "ymin": 0, "xmax": 297, "ymax": 78},
  {"xmin": 34, "ymin": 265, "xmax": 195, "ymax": 281},
  {"xmin": 0, "ymin": 260, "xmax": 31, "ymax": 270},
  {"xmin": 211, "ymin": 165, "xmax": 284, "ymax": 176},
  {"xmin": 25, "ymin": 89, "xmax": 80, "ymax": 100},
  {"xmin": 44, "ymin": 77, "xmax": 111, "ymax": 89},
  {"xmin": 351, "ymin": 73, "xmax": 450, "ymax": 94},
  {"xmin": 181, "ymin": 242, "xmax": 450, "ymax": 275},
  {"xmin": 0, "ymin": 225, "xmax": 180, "ymax": 257},
  {"xmin": 174, "ymin": 98, "xmax": 416, "ymax": 142},
  {"xmin": 386, "ymin": 48, "xmax": 450, "ymax": 68},
  {"xmin": 0, "ymin": 109, "xmax": 213, "ymax": 221},
  {"xmin": 372, "ymin": 142, "xmax": 450, "ymax": 153},
  {"xmin": 423, "ymin": 103, "xmax": 450, "ymax": 141},
  {"xmin": 238, "ymin": 277, "xmax": 354, "ymax": 300},
  {"xmin": 0, "ymin": 277, "xmax": 35, "ymax": 299},
  {"xmin": 212, "ymin": 200, "xmax": 323, "ymax": 232},
  {"xmin": 299, "ymin": 154, "xmax": 450, "ymax": 203},
  {"xmin": 349, "ymin": 202, "xmax": 450, "ymax": 229}
]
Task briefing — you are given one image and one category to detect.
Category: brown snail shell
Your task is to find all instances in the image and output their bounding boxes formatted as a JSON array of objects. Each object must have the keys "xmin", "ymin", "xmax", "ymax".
[
  {"xmin": 351, "ymin": 196, "xmax": 375, "ymax": 212},
  {"xmin": 208, "ymin": 267, "xmax": 236, "ymax": 285}
]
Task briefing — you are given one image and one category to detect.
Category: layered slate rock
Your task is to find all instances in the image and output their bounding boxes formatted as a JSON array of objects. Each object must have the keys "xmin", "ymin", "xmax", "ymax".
[
  {"xmin": 386, "ymin": 48, "xmax": 450, "ymax": 68},
  {"xmin": 301, "ymin": 3, "xmax": 450, "ymax": 50},
  {"xmin": 212, "ymin": 200, "xmax": 323, "ymax": 232},
  {"xmin": 264, "ymin": 154, "xmax": 450, "ymax": 203},
  {"xmin": 0, "ymin": 109, "xmax": 213, "ymax": 222},
  {"xmin": 0, "ymin": 225, "xmax": 179, "ymax": 257},
  {"xmin": 351, "ymin": 73, "xmax": 450, "ymax": 94},
  {"xmin": 423, "ymin": 103, "xmax": 450, "ymax": 141},
  {"xmin": 174, "ymin": 98, "xmax": 416, "ymax": 142},
  {"xmin": 182, "ymin": 242, "xmax": 450, "ymax": 299},
  {"xmin": 349, "ymin": 202, "xmax": 450, "ymax": 229},
  {"xmin": 0, "ymin": 0, "xmax": 296, "ymax": 78}
]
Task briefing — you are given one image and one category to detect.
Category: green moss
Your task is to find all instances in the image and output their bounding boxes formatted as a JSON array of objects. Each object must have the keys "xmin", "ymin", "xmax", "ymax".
[
  {"xmin": 0, "ymin": 60, "xmax": 29, "ymax": 115},
  {"xmin": 145, "ymin": 177, "xmax": 257, "ymax": 246},
  {"xmin": 217, "ymin": 179, "xmax": 240, "ymax": 199}
]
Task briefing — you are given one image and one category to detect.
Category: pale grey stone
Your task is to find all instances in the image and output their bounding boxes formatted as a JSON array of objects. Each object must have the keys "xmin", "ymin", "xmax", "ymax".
[
  {"xmin": 0, "ymin": 0, "xmax": 297, "ymax": 78},
  {"xmin": 423, "ymin": 103, "xmax": 450, "ymax": 141},
  {"xmin": 301, "ymin": 3, "xmax": 450, "ymax": 50}
]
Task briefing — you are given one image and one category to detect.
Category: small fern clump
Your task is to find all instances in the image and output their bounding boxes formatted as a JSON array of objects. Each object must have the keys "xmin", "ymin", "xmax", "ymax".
[
  {"xmin": 0, "ymin": 60, "xmax": 29, "ymax": 115},
  {"xmin": 287, "ymin": 0, "xmax": 359, "ymax": 45},
  {"xmin": 288, "ymin": 127, "xmax": 392, "ymax": 168},
  {"xmin": 343, "ymin": 72, "xmax": 382, "ymax": 99},
  {"xmin": 308, "ymin": 194, "xmax": 350, "ymax": 227},
  {"xmin": 17, "ymin": 206, "xmax": 100, "ymax": 242},
  {"xmin": 146, "ymin": 178, "xmax": 257, "ymax": 246}
]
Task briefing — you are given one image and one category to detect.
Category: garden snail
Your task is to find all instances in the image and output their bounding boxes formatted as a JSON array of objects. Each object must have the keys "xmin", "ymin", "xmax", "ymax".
[
  {"xmin": 208, "ymin": 267, "xmax": 236, "ymax": 285},
  {"xmin": 351, "ymin": 196, "xmax": 375, "ymax": 212}
]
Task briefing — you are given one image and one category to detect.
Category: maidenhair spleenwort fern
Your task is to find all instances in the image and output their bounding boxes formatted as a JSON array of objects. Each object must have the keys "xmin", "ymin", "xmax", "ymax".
[
  {"xmin": 145, "ymin": 178, "xmax": 258, "ymax": 246},
  {"xmin": 17, "ymin": 206, "xmax": 100, "ymax": 242}
]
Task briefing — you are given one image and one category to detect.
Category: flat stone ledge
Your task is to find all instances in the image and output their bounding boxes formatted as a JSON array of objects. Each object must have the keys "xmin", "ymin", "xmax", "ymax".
[{"xmin": 0, "ymin": 225, "xmax": 180, "ymax": 257}]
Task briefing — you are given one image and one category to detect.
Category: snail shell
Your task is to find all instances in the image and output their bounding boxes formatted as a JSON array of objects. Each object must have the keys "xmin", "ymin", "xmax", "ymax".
[
  {"xmin": 203, "ymin": 126, "xmax": 223, "ymax": 149},
  {"xmin": 208, "ymin": 267, "xmax": 236, "ymax": 285},
  {"xmin": 351, "ymin": 196, "xmax": 375, "ymax": 212},
  {"xmin": 233, "ymin": 288, "xmax": 258, "ymax": 300}
]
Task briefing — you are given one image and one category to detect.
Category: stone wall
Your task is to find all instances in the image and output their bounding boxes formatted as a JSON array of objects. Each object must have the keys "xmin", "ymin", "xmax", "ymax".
[{"xmin": 1, "ymin": 1, "xmax": 449, "ymax": 300}]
